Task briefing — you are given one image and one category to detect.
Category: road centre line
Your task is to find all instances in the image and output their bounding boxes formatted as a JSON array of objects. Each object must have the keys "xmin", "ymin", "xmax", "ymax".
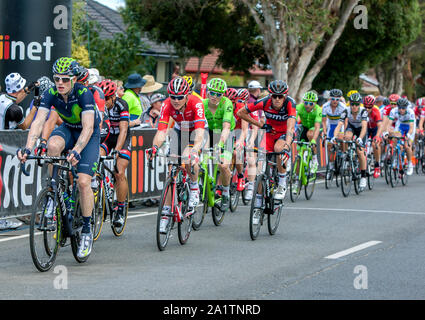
[{"xmin": 325, "ymin": 241, "xmax": 382, "ymax": 259}]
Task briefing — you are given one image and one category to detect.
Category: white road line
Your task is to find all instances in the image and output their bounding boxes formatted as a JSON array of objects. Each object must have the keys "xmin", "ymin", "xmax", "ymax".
[
  {"xmin": 325, "ymin": 241, "xmax": 382, "ymax": 259},
  {"xmin": 285, "ymin": 207, "xmax": 425, "ymax": 216},
  {"xmin": 0, "ymin": 234, "xmax": 32, "ymax": 243}
]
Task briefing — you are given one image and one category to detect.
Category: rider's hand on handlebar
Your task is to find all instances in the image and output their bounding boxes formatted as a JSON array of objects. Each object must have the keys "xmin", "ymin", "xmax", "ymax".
[
  {"xmin": 17, "ymin": 147, "xmax": 31, "ymax": 163},
  {"xmin": 35, "ymin": 139, "xmax": 47, "ymax": 156},
  {"xmin": 356, "ymin": 137, "xmax": 364, "ymax": 147},
  {"xmin": 145, "ymin": 145, "xmax": 159, "ymax": 161},
  {"xmin": 67, "ymin": 150, "xmax": 81, "ymax": 167},
  {"xmin": 261, "ymin": 123, "xmax": 273, "ymax": 133}
]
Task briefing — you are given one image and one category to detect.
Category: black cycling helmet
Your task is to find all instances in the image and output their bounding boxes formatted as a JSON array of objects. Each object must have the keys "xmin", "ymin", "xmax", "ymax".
[
  {"xmin": 77, "ymin": 67, "xmax": 89, "ymax": 83},
  {"xmin": 268, "ymin": 80, "xmax": 288, "ymax": 95},
  {"xmin": 396, "ymin": 97, "xmax": 410, "ymax": 108},
  {"xmin": 329, "ymin": 88, "xmax": 343, "ymax": 98},
  {"xmin": 383, "ymin": 97, "xmax": 390, "ymax": 106},
  {"xmin": 349, "ymin": 92, "xmax": 362, "ymax": 103}
]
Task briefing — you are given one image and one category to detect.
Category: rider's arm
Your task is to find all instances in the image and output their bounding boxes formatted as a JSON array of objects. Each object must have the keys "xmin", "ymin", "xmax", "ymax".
[
  {"xmin": 115, "ymin": 120, "xmax": 129, "ymax": 152},
  {"xmin": 238, "ymin": 119, "xmax": 249, "ymax": 144},
  {"xmin": 219, "ymin": 122, "xmax": 231, "ymax": 146},
  {"xmin": 359, "ymin": 120, "xmax": 368, "ymax": 140},
  {"xmin": 312, "ymin": 122, "xmax": 321, "ymax": 142},
  {"xmin": 237, "ymin": 103, "xmax": 263, "ymax": 129},
  {"xmin": 192, "ymin": 128, "xmax": 205, "ymax": 153},
  {"xmin": 419, "ymin": 116, "xmax": 425, "ymax": 132},
  {"xmin": 24, "ymin": 108, "xmax": 49, "ymax": 150},
  {"xmin": 41, "ymin": 109, "xmax": 61, "ymax": 141},
  {"xmin": 18, "ymin": 104, "xmax": 38, "ymax": 130},
  {"xmin": 73, "ymin": 111, "xmax": 94, "ymax": 154},
  {"xmin": 285, "ymin": 118, "xmax": 295, "ymax": 150}
]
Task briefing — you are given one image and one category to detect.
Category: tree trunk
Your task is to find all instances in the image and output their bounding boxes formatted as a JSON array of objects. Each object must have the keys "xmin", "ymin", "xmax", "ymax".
[{"xmin": 375, "ymin": 54, "xmax": 407, "ymax": 96}]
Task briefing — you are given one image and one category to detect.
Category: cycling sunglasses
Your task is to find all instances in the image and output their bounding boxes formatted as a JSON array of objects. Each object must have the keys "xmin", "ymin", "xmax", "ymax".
[
  {"xmin": 170, "ymin": 95, "xmax": 186, "ymax": 101},
  {"xmin": 209, "ymin": 91, "xmax": 223, "ymax": 98},
  {"xmin": 350, "ymin": 102, "xmax": 361, "ymax": 106},
  {"xmin": 331, "ymin": 97, "xmax": 341, "ymax": 101},
  {"xmin": 271, "ymin": 94, "xmax": 285, "ymax": 99},
  {"xmin": 53, "ymin": 76, "xmax": 71, "ymax": 83},
  {"xmin": 304, "ymin": 101, "xmax": 314, "ymax": 106},
  {"xmin": 390, "ymin": 102, "xmax": 397, "ymax": 105},
  {"xmin": 237, "ymin": 99, "xmax": 245, "ymax": 103}
]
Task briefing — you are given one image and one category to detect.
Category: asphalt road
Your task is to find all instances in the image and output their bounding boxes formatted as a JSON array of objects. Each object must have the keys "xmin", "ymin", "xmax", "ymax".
[{"xmin": 1, "ymin": 174, "xmax": 425, "ymax": 300}]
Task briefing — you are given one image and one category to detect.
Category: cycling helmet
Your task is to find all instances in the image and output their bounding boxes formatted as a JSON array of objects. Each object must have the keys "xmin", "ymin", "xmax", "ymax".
[
  {"xmin": 37, "ymin": 76, "xmax": 54, "ymax": 95},
  {"xmin": 236, "ymin": 88, "xmax": 250, "ymax": 102},
  {"xmin": 416, "ymin": 97, "xmax": 425, "ymax": 107},
  {"xmin": 225, "ymin": 88, "xmax": 238, "ymax": 101},
  {"xmin": 383, "ymin": 97, "xmax": 390, "ymax": 106},
  {"xmin": 98, "ymin": 79, "xmax": 117, "ymax": 98},
  {"xmin": 347, "ymin": 90, "xmax": 359, "ymax": 99},
  {"xmin": 167, "ymin": 77, "xmax": 190, "ymax": 96},
  {"xmin": 349, "ymin": 92, "xmax": 362, "ymax": 103},
  {"xmin": 207, "ymin": 78, "xmax": 227, "ymax": 94},
  {"xmin": 363, "ymin": 95, "xmax": 376, "ymax": 107},
  {"xmin": 303, "ymin": 91, "xmax": 318, "ymax": 102},
  {"xmin": 329, "ymin": 88, "xmax": 343, "ymax": 98},
  {"xmin": 268, "ymin": 80, "xmax": 288, "ymax": 95},
  {"xmin": 52, "ymin": 57, "xmax": 80, "ymax": 76},
  {"xmin": 389, "ymin": 93, "xmax": 400, "ymax": 103},
  {"xmin": 396, "ymin": 97, "xmax": 410, "ymax": 108},
  {"xmin": 182, "ymin": 75, "xmax": 195, "ymax": 91},
  {"xmin": 77, "ymin": 67, "xmax": 89, "ymax": 83}
]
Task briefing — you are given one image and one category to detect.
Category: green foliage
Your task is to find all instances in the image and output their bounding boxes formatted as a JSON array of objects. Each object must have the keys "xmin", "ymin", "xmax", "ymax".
[{"xmin": 313, "ymin": 0, "xmax": 422, "ymax": 94}]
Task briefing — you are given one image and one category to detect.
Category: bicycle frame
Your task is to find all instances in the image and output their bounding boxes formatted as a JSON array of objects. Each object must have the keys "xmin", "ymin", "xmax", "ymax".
[
  {"xmin": 199, "ymin": 148, "xmax": 220, "ymax": 208},
  {"xmin": 293, "ymin": 141, "xmax": 314, "ymax": 186}
]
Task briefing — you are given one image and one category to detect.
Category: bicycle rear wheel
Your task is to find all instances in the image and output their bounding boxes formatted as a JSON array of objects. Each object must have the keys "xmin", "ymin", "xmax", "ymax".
[
  {"xmin": 178, "ymin": 181, "xmax": 192, "ymax": 245},
  {"xmin": 340, "ymin": 160, "xmax": 352, "ymax": 197},
  {"xmin": 249, "ymin": 175, "xmax": 265, "ymax": 240},
  {"xmin": 229, "ymin": 167, "xmax": 240, "ymax": 212},
  {"xmin": 111, "ymin": 189, "xmax": 130, "ymax": 237},
  {"xmin": 29, "ymin": 188, "xmax": 60, "ymax": 272},
  {"xmin": 289, "ymin": 156, "xmax": 302, "ymax": 202},
  {"xmin": 367, "ymin": 157, "xmax": 374, "ymax": 190},
  {"xmin": 157, "ymin": 178, "xmax": 174, "ymax": 251},
  {"xmin": 71, "ymin": 189, "xmax": 91, "ymax": 263},
  {"xmin": 267, "ymin": 199, "xmax": 283, "ymax": 235},
  {"xmin": 92, "ymin": 182, "xmax": 105, "ymax": 241},
  {"xmin": 325, "ymin": 162, "xmax": 334, "ymax": 189},
  {"xmin": 192, "ymin": 169, "xmax": 208, "ymax": 230},
  {"xmin": 401, "ymin": 155, "xmax": 409, "ymax": 186}
]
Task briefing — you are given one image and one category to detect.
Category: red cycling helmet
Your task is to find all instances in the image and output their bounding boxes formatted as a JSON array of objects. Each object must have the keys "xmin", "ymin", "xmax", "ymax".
[
  {"xmin": 389, "ymin": 93, "xmax": 400, "ymax": 103},
  {"xmin": 416, "ymin": 97, "xmax": 425, "ymax": 107},
  {"xmin": 225, "ymin": 88, "xmax": 238, "ymax": 101},
  {"xmin": 268, "ymin": 80, "xmax": 288, "ymax": 95},
  {"xmin": 98, "ymin": 79, "xmax": 117, "ymax": 98},
  {"xmin": 363, "ymin": 95, "xmax": 376, "ymax": 108},
  {"xmin": 236, "ymin": 88, "xmax": 249, "ymax": 102},
  {"xmin": 167, "ymin": 77, "xmax": 190, "ymax": 96}
]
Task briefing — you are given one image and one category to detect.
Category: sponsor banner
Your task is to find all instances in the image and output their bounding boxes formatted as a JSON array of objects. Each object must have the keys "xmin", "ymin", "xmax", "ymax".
[{"xmin": 0, "ymin": 0, "xmax": 72, "ymax": 108}]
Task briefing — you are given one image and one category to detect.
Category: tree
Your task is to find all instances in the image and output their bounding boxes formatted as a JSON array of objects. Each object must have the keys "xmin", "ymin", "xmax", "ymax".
[
  {"xmin": 313, "ymin": 0, "xmax": 422, "ymax": 97},
  {"xmin": 240, "ymin": 0, "xmax": 360, "ymax": 100}
]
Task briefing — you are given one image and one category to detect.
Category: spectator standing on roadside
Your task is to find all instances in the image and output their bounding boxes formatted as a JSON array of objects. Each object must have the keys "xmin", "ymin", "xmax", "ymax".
[
  {"xmin": 139, "ymin": 75, "xmax": 163, "ymax": 113},
  {"xmin": 122, "ymin": 73, "xmax": 146, "ymax": 127},
  {"xmin": 140, "ymin": 93, "xmax": 166, "ymax": 128},
  {"xmin": 114, "ymin": 80, "xmax": 125, "ymax": 98},
  {"xmin": 247, "ymin": 80, "xmax": 262, "ymax": 104}
]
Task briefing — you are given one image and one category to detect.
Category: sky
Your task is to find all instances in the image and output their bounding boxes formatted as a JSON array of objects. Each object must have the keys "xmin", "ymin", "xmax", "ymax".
[{"xmin": 93, "ymin": 0, "xmax": 125, "ymax": 11}]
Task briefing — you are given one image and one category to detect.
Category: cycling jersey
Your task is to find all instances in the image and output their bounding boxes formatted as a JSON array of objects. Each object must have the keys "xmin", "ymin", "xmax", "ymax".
[
  {"xmin": 367, "ymin": 106, "xmax": 382, "ymax": 129},
  {"xmin": 296, "ymin": 103, "xmax": 322, "ymax": 130},
  {"xmin": 203, "ymin": 97, "xmax": 235, "ymax": 132},
  {"xmin": 340, "ymin": 107, "xmax": 368, "ymax": 129},
  {"xmin": 0, "ymin": 93, "xmax": 24, "ymax": 129},
  {"xmin": 158, "ymin": 95, "xmax": 207, "ymax": 132},
  {"xmin": 322, "ymin": 101, "xmax": 346, "ymax": 125},
  {"xmin": 234, "ymin": 102, "xmax": 259, "ymax": 130},
  {"xmin": 105, "ymin": 98, "xmax": 130, "ymax": 136},
  {"xmin": 389, "ymin": 107, "xmax": 415, "ymax": 126},
  {"xmin": 39, "ymin": 83, "xmax": 100, "ymax": 129},
  {"xmin": 88, "ymin": 84, "xmax": 105, "ymax": 114}
]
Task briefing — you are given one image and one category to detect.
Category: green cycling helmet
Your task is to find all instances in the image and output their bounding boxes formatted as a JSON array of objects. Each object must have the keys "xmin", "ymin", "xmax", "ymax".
[
  {"xmin": 52, "ymin": 57, "xmax": 80, "ymax": 76},
  {"xmin": 207, "ymin": 78, "xmax": 227, "ymax": 94},
  {"xmin": 303, "ymin": 91, "xmax": 318, "ymax": 103}
]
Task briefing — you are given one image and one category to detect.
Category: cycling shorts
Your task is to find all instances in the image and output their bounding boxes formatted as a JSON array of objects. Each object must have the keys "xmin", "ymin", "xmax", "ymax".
[
  {"xmin": 50, "ymin": 124, "xmax": 100, "ymax": 176},
  {"xmin": 396, "ymin": 123, "xmax": 414, "ymax": 142},
  {"xmin": 101, "ymin": 133, "xmax": 131, "ymax": 161},
  {"xmin": 367, "ymin": 127, "xmax": 378, "ymax": 139},
  {"xmin": 264, "ymin": 132, "xmax": 287, "ymax": 152}
]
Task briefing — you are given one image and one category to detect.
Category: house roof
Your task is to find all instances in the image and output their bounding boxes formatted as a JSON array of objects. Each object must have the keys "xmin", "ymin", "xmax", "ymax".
[{"xmin": 85, "ymin": 0, "xmax": 176, "ymax": 56}]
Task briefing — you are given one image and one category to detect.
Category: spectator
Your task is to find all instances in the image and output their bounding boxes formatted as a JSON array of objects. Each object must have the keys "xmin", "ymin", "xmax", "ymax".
[
  {"xmin": 140, "ymin": 93, "xmax": 166, "ymax": 128},
  {"xmin": 139, "ymin": 75, "xmax": 163, "ymax": 113},
  {"xmin": 114, "ymin": 80, "xmax": 125, "ymax": 98},
  {"xmin": 122, "ymin": 73, "xmax": 146, "ymax": 127},
  {"xmin": 171, "ymin": 64, "xmax": 180, "ymax": 79},
  {"xmin": 247, "ymin": 80, "xmax": 262, "ymax": 104},
  {"xmin": 87, "ymin": 68, "xmax": 100, "ymax": 85},
  {"xmin": 0, "ymin": 72, "xmax": 42, "ymax": 230}
]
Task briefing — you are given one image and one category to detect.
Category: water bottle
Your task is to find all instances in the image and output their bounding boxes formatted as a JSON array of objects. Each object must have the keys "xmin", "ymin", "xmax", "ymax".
[{"xmin": 63, "ymin": 191, "xmax": 71, "ymax": 213}]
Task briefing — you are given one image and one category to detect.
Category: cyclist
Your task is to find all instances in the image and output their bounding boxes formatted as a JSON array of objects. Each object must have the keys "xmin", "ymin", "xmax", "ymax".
[
  {"xmin": 363, "ymin": 95, "xmax": 383, "ymax": 178},
  {"xmin": 203, "ymin": 78, "xmax": 235, "ymax": 211},
  {"xmin": 17, "ymin": 57, "xmax": 100, "ymax": 259},
  {"xmin": 98, "ymin": 79, "xmax": 131, "ymax": 228},
  {"xmin": 383, "ymin": 97, "xmax": 415, "ymax": 176},
  {"xmin": 146, "ymin": 77, "xmax": 207, "ymax": 233},
  {"xmin": 332, "ymin": 92, "xmax": 369, "ymax": 189},
  {"xmin": 225, "ymin": 87, "xmax": 238, "ymax": 103},
  {"xmin": 183, "ymin": 75, "xmax": 203, "ymax": 100},
  {"xmin": 295, "ymin": 91, "xmax": 322, "ymax": 172},
  {"xmin": 232, "ymin": 88, "xmax": 259, "ymax": 200},
  {"xmin": 414, "ymin": 97, "xmax": 425, "ymax": 136},
  {"xmin": 321, "ymin": 88, "xmax": 346, "ymax": 178},
  {"xmin": 237, "ymin": 80, "xmax": 296, "ymax": 201}
]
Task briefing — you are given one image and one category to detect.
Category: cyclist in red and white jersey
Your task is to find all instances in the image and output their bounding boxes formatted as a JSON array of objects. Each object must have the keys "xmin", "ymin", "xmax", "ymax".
[
  {"xmin": 237, "ymin": 80, "xmax": 296, "ymax": 201},
  {"xmin": 363, "ymin": 95, "xmax": 383, "ymax": 178}
]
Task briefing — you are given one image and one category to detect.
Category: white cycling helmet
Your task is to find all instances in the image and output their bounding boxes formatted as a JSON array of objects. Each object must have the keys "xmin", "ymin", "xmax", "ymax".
[{"xmin": 5, "ymin": 72, "xmax": 26, "ymax": 94}]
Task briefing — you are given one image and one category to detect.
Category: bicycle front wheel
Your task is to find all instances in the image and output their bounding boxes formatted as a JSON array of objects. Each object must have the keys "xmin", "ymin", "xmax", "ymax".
[
  {"xmin": 157, "ymin": 177, "xmax": 174, "ymax": 251},
  {"xmin": 71, "ymin": 189, "xmax": 91, "ymax": 264},
  {"xmin": 178, "ymin": 181, "xmax": 192, "ymax": 245},
  {"xmin": 229, "ymin": 167, "xmax": 240, "ymax": 212},
  {"xmin": 289, "ymin": 156, "xmax": 302, "ymax": 202},
  {"xmin": 92, "ymin": 182, "xmax": 105, "ymax": 241},
  {"xmin": 29, "ymin": 188, "xmax": 60, "ymax": 272},
  {"xmin": 340, "ymin": 160, "xmax": 352, "ymax": 197},
  {"xmin": 268, "ymin": 199, "xmax": 283, "ymax": 236},
  {"xmin": 249, "ymin": 175, "xmax": 265, "ymax": 240},
  {"xmin": 192, "ymin": 169, "xmax": 208, "ymax": 231},
  {"xmin": 367, "ymin": 157, "xmax": 374, "ymax": 190},
  {"xmin": 111, "ymin": 189, "xmax": 130, "ymax": 237},
  {"xmin": 304, "ymin": 158, "xmax": 316, "ymax": 200}
]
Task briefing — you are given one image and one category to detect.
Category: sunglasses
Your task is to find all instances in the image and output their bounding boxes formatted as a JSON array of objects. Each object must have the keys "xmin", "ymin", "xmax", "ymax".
[
  {"xmin": 350, "ymin": 102, "xmax": 360, "ymax": 106},
  {"xmin": 399, "ymin": 106, "xmax": 407, "ymax": 110},
  {"xmin": 272, "ymin": 94, "xmax": 284, "ymax": 99},
  {"xmin": 209, "ymin": 91, "xmax": 223, "ymax": 98},
  {"xmin": 331, "ymin": 97, "xmax": 340, "ymax": 101},
  {"xmin": 237, "ymin": 99, "xmax": 245, "ymax": 103},
  {"xmin": 304, "ymin": 101, "xmax": 314, "ymax": 106},
  {"xmin": 390, "ymin": 102, "xmax": 397, "ymax": 105},
  {"xmin": 53, "ymin": 76, "xmax": 71, "ymax": 83},
  {"xmin": 170, "ymin": 95, "xmax": 186, "ymax": 101}
]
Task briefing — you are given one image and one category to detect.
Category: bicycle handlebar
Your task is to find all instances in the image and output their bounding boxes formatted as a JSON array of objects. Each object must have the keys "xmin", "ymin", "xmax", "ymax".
[{"xmin": 20, "ymin": 155, "xmax": 78, "ymax": 179}]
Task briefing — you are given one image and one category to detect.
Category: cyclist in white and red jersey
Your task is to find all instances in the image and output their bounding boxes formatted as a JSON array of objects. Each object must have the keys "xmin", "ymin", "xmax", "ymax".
[
  {"xmin": 414, "ymin": 97, "xmax": 425, "ymax": 135},
  {"xmin": 363, "ymin": 95, "xmax": 383, "ymax": 178},
  {"xmin": 146, "ymin": 77, "xmax": 207, "ymax": 232},
  {"xmin": 237, "ymin": 80, "xmax": 296, "ymax": 201}
]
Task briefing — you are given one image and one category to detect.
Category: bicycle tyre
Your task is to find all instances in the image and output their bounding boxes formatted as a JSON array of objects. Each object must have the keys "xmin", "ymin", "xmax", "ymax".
[
  {"xmin": 71, "ymin": 189, "xmax": 90, "ymax": 264},
  {"xmin": 178, "ymin": 181, "xmax": 192, "ymax": 245},
  {"xmin": 249, "ymin": 175, "xmax": 264, "ymax": 240},
  {"xmin": 340, "ymin": 160, "xmax": 352, "ymax": 197},
  {"xmin": 157, "ymin": 178, "xmax": 174, "ymax": 251},
  {"xmin": 111, "ymin": 189, "xmax": 130, "ymax": 237},
  {"xmin": 304, "ymin": 158, "xmax": 316, "ymax": 200},
  {"xmin": 192, "ymin": 169, "xmax": 208, "ymax": 230},
  {"xmin": 289, "ymin": 156, "xmax": 302, "ymax": 202},
  {"xmin": 267, "ymin": 199, "xmax": 283, "ymax": 236},
  {"xmin": 325, "ymin": 162, "xmax": 333, "ymax": 189},
  {"xmin": 29, "ymin": 188, "xmax": 60, "ymax": 272},
  {"xmin": 229, "ymin": 167, "xmax": 240, "ymax": 212},
  {"xmin": 367, "ymin": 157, "xmax": 374, "ymax": 191},
  {"xmin": 92, "ymin": 182, "xmax": 105, "ymax": 241}
]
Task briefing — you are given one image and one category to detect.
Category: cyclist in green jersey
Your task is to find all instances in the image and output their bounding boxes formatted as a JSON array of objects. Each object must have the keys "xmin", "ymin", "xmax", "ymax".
[
  {"xmin": 296, "ymin": 91, "xmax": 322, "ymax": 172},
  {"xmin": 203, "ymin": 78, "xmax": 235, "ymax": 211}
]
